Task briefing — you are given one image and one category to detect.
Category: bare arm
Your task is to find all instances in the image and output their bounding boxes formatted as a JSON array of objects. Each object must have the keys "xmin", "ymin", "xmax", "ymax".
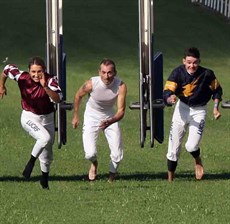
[
  {"xmin": 43, "ymin": 86, "xmax": 61, "ymax": 103},
  {"xmin": 72, "ymin": 80, "xmax": 92, "ymax": 129},
  {"xmin": 0, "ymin": 72, "xmax": 8, "ymax": 99},
  {"xmin": 213, "ymin": 99, "xmax": 221, "ymax": 120},
  {"xmin": 100, "ymin": 82, "xmax": 127, "ymax": 129}
]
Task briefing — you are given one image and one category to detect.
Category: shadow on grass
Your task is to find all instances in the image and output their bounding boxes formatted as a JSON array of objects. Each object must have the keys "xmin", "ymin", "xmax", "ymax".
[{"xmin": 1, "ymin": 171, "xmax": 230, "ymax": 182}]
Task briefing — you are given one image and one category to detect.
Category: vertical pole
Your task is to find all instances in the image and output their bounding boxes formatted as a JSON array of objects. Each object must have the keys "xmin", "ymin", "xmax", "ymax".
[
  {"xmin": 220, "ymin": 0, "xmax": 224, "ymax": 14},
  {"xmin": 46, "ymin": 0, "xmax": 61, "ymax": 77},
  {"xmin": 224, "ymin": 0, "xmax": 228, "ymax": 16},
  {"xmin": 139, "ymin": 0, "xmax": 155, "ymax": 147},
  {"xmin": 46, "ymin": 0, "xmax": 51, "ymax": 73},
  {"xmin": 46, "ymin": 0, "xmax": 66, "ymax": 149},
  {"xmin": 210, "ymin": 0, "xmax": 214, "ymax": 8},
  {"xmin": 59, "ymin": 0, "xmax": 63, "ymax": 35},
  {"xmin": 138, "ymin": 0, "xmax": 146, "ymax": 147},
  {"xmin": 228, "ymin": 0, "xmax": 230, "ymax": 18},
  {"xmin": 213, "ymin": 0, "xmax": 217, "ymax": 10},
  {"xmin": 149, "ymin": 0, "xmax": 155, "ymax": 147}
]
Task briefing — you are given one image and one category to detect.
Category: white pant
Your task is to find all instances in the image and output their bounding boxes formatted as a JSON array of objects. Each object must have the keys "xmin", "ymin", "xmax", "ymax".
[
  {"xmin": 82, "ymin": 113, "xmax": 123, "ymax": 173},
  {"xmin": 21, "ymin": 110, "xmax": 55, "ymax": 172},
  {"xmin": 167, "ymin": 100, "xmax": 207, "ymax": 162}
]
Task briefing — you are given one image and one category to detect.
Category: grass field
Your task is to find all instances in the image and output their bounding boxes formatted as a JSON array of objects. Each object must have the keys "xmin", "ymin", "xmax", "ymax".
[{"xmin": 1, "ymin": 0, "xmax": 230, "ymax": 223}]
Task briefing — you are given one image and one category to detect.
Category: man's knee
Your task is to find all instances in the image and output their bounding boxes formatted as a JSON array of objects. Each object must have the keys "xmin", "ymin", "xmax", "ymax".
[
  {"xmin": 110, "ymin": 150, "xmax": 123, "ymax": 163},
  {"xmin": 185, "ymin": 141, "xmax": 199, "ymax": 153},
  {"xmin": 85, "ymin": 153, "xmax": 97, "ymax": 162}
]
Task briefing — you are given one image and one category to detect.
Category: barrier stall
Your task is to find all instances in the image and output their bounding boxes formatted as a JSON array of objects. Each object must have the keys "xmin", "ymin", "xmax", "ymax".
[
  {"xmin": 46, "ymin": 0, "xmax": 72, "ymax": 149},
  {"xmin": 129, "ymin": 0, "xmax": 164, "ymax": 148}
]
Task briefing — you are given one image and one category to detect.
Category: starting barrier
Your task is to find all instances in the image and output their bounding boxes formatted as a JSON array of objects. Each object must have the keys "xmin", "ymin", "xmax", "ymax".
[
  {"xmin": 46, "ymin": 0, "xmax": 72, "ymax": 149},
  {"xmin": 129, "ymin": 0, "xmax": 164, "ymax": 148},
  {"xmin": 46, "ymin": 0, "xmax": 164, "ymax": 149}
]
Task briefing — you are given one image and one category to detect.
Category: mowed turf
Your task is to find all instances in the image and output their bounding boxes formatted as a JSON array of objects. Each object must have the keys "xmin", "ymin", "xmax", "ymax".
[{"xmin": 0, "ymin": 0, "xmax": 230, "ymax": 223}]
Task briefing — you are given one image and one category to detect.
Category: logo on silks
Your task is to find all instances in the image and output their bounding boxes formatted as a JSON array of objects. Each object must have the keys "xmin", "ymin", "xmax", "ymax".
[
  {"xmin": 182, "ymin": 76, "xmax": 201, "ymax": 97},
  {"xmin": 26, "ymin": 120, "xmax": 40, "ymax": 132},
  {"xmin": 197, "ymin": 119, "xmax": 205, "ymax": 136}
]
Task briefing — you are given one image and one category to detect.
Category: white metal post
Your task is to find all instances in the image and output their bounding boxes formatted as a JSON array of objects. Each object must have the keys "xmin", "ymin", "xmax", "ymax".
[
  {"xmin": 213, "ymin": 0, "xmax": 217, "ymax": 9},
  {"xmin": 46, "ymin": 0, "xmax": 62, "ymax": 77},
  {"xmin": 228, "ymin": 0, "xmax": 230, "ymax": 18}
]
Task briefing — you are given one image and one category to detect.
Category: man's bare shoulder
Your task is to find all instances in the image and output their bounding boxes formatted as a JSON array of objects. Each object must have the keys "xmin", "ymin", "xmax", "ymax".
[
  {"xmin": 82, "ymin": 79, "xmax": 92, "ymax": 93},
  {"xmin": 118, "ymin": 81, "xmax": 127, "ymax": 94}
]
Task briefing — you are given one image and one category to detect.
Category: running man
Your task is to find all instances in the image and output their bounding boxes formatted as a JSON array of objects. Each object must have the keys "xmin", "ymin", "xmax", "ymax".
[
  {"xmin": 163, "ymin": 47, "xmax": 222, "ymax": 182},
  {"xmin": 72, "ymin": 58, "xmax": 127, "ymax": 182}
]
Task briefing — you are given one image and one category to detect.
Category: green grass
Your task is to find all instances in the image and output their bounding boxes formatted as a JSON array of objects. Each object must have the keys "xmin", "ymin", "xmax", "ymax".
[{"xmin": 1, "ymin": 0, "xmax": 230, "ymax": 223}]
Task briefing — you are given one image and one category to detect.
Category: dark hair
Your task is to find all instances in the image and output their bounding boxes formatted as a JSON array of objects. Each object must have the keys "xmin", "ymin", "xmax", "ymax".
[
  {"xmin": 99, "ymin": 58, "xmax": 117, "ymax": 73},
  {"xmin": 183, "ymin": 47, "xmax": 200, "ymax": 59},
  {"xmin": 28, "ymin": 56, "xmax": 46, "ymax": 71}
]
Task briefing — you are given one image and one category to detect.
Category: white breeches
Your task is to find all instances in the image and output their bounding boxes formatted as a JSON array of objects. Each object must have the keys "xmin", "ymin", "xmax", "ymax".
[
  {"xmin": 21, "ymin": 110, "xmax": 55, "ymax": 172},
  {"xmin": 167, "ymin": 100, "xmax": 207, "ymax": 162},
  {"xmin": 82, "ymin": 113, "xmax": 123, "ymax": 173}
]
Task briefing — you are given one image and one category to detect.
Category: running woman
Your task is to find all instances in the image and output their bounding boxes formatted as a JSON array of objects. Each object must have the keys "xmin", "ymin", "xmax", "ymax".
[
  {"xmin": 0, "ymin": 56, "xmax": 62, "ymax": 189},
  {"xmin": 72, "ymin": 58, "xmax": 127, "ymax": 182},
  {"xmin": 163, "ymin": 47, "xmax": 223, "ymax": 182}
]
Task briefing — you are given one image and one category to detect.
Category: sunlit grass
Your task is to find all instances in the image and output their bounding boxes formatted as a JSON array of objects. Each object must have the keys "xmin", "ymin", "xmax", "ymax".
[{"xmin": 0, "ymin": 0, "xmax": 230, "ymax": 223}]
